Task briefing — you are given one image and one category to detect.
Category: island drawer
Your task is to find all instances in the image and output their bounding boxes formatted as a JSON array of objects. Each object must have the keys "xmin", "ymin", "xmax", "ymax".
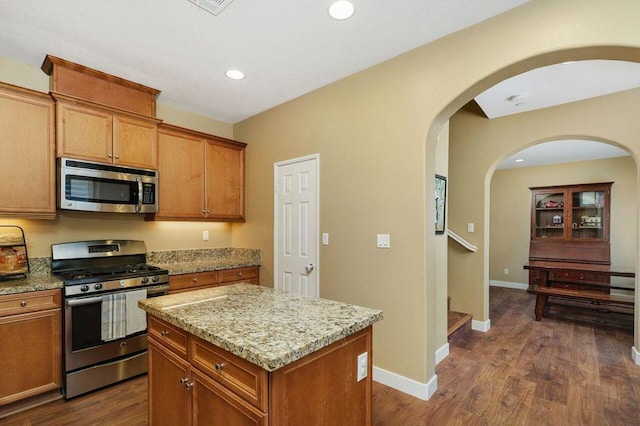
[
  {"xmin": 0, "ymin": 289, "xmax": 61, "ymax": 317},
  {"xmin": 169, "ymin": 271, "xmax": 220, "ymax": 293},
  {"xmin": 219, "ymin": 266, "xmax": 259, "ymax": 285},
  {"xmin": 148, "ymin": 316, "xmax": 188, "ymax": 358},
  {"xmin": 190, "ymin": 335, "xmax": 268, "ymax": 411}
]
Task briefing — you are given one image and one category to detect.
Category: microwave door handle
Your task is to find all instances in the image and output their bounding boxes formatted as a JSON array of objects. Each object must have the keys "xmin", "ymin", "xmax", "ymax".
[{"xmin": 136, "ymin": 178, "xmax": 143, "ymax": 213}]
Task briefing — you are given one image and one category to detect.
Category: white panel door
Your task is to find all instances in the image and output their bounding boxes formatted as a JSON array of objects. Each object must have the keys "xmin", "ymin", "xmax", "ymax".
[{"xmin": 274, "ymin": 154, "xmax": 319, "ymax": 297}]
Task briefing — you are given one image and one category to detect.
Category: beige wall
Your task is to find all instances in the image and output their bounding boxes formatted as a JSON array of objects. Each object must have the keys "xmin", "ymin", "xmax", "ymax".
[
  {"xmin": 435, "ymin": 123, "xmax": 449, "ymax": 352},
  {"xmin": 490, "ymin": 157, "xmax": 637, "ymax": 286},
  {"xmin": 0, "ymin": 56, "xmax": 236, "ymax": 257},
  {"xmin": 233, "ymin": 0, "xmax": 640, "ymax": 388}
]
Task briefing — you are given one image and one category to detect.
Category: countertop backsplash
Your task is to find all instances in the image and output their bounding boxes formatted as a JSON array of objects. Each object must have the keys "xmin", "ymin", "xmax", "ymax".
[{"xmin": 147, "ymin": 247, "xmax": 261, "ymax": 266}]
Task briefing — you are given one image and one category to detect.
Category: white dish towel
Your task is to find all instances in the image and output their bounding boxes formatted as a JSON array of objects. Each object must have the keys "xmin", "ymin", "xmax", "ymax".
[
  {"xmin": 125, "ymin": 289, "xmax": 148, "ymax": 336},
  {"xmin": 101, "ymin": 293, "xmax": 126, "ymax": 342}
]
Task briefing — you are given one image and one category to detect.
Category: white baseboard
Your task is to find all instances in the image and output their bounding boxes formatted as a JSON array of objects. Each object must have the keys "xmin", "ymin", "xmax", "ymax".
[
  {"xmin": 633, "ymin": 346, "xmax": 640, "ymax": 365},
  {"xmin": 490, "ymin": 280, "xmax": 528, "ymax": 290},
  {"xmin": 435, "ymin": 343, "xmax": 449, "ymax": 365},
  {"xmin": 373, "ymin": 366, "xmax": 436, "ymax": 401},
  {"xmin": 472, "ymin": 318, "xmax": 491, "ymax": 332}
]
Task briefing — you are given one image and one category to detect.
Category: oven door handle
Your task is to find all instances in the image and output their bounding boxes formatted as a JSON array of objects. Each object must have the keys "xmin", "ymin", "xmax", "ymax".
[
  {"xmin": 147, "ymin": 284, "xmax": 170, "ymax": 296},
  {"xmin": 66, "ymin": 296, "xmax": 103, "ymax": 307}
]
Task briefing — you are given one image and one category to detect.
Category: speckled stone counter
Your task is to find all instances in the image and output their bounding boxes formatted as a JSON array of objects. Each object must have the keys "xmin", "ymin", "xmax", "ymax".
[
  {"xmin": 147, "ymin": 247, "xmax": 261, "ymax": 275},
  {"xmin": 0, "ymin": 257, "xmax": 62, "ymax": 295},
  {"xmin": 139, "ymin": 284, "xmax": 383, "ymax": 371},
  {"xmin": 0, "ymin": 273, "xmax": 63, "ymax": 295}
]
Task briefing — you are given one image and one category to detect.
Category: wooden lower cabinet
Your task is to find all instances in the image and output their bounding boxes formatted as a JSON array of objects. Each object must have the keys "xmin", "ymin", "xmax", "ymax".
[
  {"xmin": 0, "ymin": 290, "xmax": 62, "ymax": 405},
  {"xmin": 169, "ymin": 266, "xmax": 259, "ymax": 293},
  {"xmin": 147, "ymin": 316, "xmax": 373, "ymax": 426}
]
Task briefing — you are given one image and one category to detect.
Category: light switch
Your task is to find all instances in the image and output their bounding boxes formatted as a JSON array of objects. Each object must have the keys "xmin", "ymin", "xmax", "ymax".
[
  {"xmin": 202, "ymin": 230, "xmax": 210, "ymax": 241},
  {"xmin": 376, "ymin": 234, "xmax": 390, "ymax": 248},
  {"xmin": 322, "ymin": 233, "xmax": 329, "ymax": 245},
  {"xmin": 467, "ymin": 223, "xmax": 474, "ymax": 233}
]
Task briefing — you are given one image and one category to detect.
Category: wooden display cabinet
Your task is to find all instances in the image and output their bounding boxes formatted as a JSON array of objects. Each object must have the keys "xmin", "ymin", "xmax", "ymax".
[{"xmin": 529, "ymin": 182, "xmax": 612, "ymax": 264}]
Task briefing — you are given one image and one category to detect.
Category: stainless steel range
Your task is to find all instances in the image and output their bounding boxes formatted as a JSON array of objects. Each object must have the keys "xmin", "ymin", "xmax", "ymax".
[{"xmin": 51, "ymin": 240, "xmax": 169, "ymax": 399}]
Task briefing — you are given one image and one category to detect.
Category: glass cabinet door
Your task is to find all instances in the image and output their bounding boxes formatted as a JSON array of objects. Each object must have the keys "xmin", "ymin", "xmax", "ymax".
[
  {"xmin": 571, "ymin": 190, "xmax": 605, "ymax": 240},
  {"xmin": 534, "ymin": 191, "xmax": 565, "ymax": 239}
]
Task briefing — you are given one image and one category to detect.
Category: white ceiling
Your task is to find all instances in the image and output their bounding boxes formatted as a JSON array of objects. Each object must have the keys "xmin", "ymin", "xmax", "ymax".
[
  {"xmin": 0, "ymin": 1, "xmax": 636, "ymax": 168},
  {"xmin": 0, "ymin": 0, "xmax": 530, "ymax": 123}
]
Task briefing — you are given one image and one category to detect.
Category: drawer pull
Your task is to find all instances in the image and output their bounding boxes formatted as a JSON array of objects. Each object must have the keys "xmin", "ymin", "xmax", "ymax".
[
  {"xmin": 214, "ymin": 362, "xmax": 226, "ymax": 371},
  {"xmin": 192, "ymin": 278, "xmax": 198, "ymax": 283},
  {"xmin": 237, "ymin": 272, "xmax": 243, "ymax": 276},
  {"xmin": 20, "ymin": 301, "xmax": 27, "ymax": 307},
  {"xmin": 161, "ymin": 330, "xmax": 170, "ymax": 336}
]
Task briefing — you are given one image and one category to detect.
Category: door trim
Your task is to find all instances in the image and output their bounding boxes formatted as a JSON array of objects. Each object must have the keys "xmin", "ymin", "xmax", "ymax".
[{"xmin": 273, "ymin": 153, "xmax": 320, "ymax": 295}]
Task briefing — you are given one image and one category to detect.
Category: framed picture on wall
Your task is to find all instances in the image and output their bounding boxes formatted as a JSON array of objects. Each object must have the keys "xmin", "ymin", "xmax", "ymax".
[{"xmin": 435, "ymin": 174, "xmax": 447, "ymax": 234}]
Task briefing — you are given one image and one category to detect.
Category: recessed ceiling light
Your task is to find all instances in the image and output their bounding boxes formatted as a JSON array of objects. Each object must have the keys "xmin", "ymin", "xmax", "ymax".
[
  {"xmin": 515, "ymin": 158, "xmax": 525, "ymax": 163},
  {"xmin": 225, "ymin": 69, "xmax": 245, "ymax": 80},
  {"xmin": 329, "ymin": 1, "xmax": 354, "ymax": 20}
]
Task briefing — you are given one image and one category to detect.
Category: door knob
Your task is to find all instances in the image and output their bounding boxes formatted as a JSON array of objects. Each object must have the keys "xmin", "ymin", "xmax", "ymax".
[{"xmin": 305, "ymin": 264, "xmax": 315, "ymax": 273}]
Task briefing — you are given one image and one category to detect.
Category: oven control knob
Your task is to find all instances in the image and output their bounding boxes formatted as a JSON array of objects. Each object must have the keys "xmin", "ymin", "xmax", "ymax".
[
  {"xmin": 141, "ymin": 277, "xmax": 149, "ymax": 284},
  {"xmin": 94, "ymin": 283, "xmax": 103, "ymax": 290},
  {"xmin": 152, "ymin": 276, "xmax": 159, "ymax": 283},
  {"xmin": 80, "ymin": 284, "xmax": 90, "ymax": 292}
]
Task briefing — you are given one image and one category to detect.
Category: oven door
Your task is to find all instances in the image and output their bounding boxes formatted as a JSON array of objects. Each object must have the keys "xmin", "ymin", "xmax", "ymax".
[{"xmin": 64, "ymin": 284, "xmax": 168, "ymax": 372}]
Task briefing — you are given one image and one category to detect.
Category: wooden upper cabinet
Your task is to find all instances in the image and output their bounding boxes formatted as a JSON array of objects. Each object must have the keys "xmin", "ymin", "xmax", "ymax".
[
  {"xmin": 153, "ymin": 124, "xmax": 246, "ymax": 222},
  {"xmin": 206, "ymin": 140, "xmax": 245, "ymax": 221},
  {"xmin": 156, "ymin": 127, "xmax": 206, "ymax": 219},
  {"xmin": 0, "ymin": 83, "xmax": 56, "ymax": 219},
  {"xmin": 54, "ymin": 94, "xmax": 160, "ymax": 169}
]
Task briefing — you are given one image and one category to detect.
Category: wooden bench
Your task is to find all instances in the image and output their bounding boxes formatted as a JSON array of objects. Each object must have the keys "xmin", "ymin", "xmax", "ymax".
[
  {"xmin": 524, "ymin": 261, "xmax": 635, "ymax": 323},
  {"xmin": 527, "ymin": 285, "xmax": 634, "ymax": 321}
]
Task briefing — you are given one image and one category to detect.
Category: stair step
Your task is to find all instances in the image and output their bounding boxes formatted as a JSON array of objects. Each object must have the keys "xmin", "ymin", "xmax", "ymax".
[{"xmin": 447, "ymin": 311, "xmax": 472, "ymax": 336}]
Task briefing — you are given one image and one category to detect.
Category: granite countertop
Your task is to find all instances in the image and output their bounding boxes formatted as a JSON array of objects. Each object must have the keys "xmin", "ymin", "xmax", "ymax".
[
  {"xmin": 148, "ymin": 247, "xmax": 261, "ymax": 276},
  {"xmin": 154, "ymin": 259, "xmax": 262, "ymax": 276},
  {"xmin": 139, "ymin": 284, "xmax": 383, "ymax": 371},
  {"xmin": 0, "ymin": 273, "xmax": 63, "ymax": 295}
]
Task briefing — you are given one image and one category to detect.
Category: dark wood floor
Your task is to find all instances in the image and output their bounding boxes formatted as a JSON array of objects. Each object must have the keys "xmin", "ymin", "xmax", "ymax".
[{"xmin": 2, "ymin": 287, "xmax": 638, "ymax": 425}]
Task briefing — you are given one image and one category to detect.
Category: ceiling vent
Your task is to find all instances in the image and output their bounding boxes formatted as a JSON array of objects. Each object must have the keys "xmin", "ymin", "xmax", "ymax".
[{"xmin": 187, "ymin": 0, "xmax": 235, "ymax": 16}]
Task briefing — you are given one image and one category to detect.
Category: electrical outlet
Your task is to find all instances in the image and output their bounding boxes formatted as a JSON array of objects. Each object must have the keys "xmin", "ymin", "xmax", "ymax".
[
  {"xmin": 202, "ymin": 230, "xmax": 209, "ymax": 241},
  {"xmin": 504, "ymin": 268, "xmax": 509, "ymax": 275},
  {"xmin": 357, "ymin": 352, "xmax": 368, "ymax": 382},
  {"xmin": 322, "ymin": 233, "xmax": 329, "ymax": 245}
]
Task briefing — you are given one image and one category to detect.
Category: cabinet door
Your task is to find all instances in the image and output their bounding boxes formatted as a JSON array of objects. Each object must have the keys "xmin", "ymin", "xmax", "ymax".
[
  {"xmin": 0, "ymin": 308, "xmax": 61, "ymax": 405},
  {"xmin": 0, "ymin": 86, "xmax": 56, "ymax": 218},
  {"xmin": 570, "ymin": 187, "xmax": 609, "ymax": 241},
  {"xmin": 532, "ymin": 190, "xmax": 566, "ymax": 240},
  {"xmin": 56, "ymin": 101, "xmax": 113, "ymax": 162},
  {"xmin": 114, "ymin": 115, "xmax": 158, "ymax": 169},
  {"xmin": 157, "ymin": 129, "xmax": 206, "ymax": 219},
  {"xmin": 191, "ymin": 368, "xmax": 267, "ymax": 426},
  {"xmin": 206, "ymin": 140, "xmax": 245, "ymax": 221},
  {"xmin": 148, "ymin": 339, "xmax": 190, "ymax": 426}
]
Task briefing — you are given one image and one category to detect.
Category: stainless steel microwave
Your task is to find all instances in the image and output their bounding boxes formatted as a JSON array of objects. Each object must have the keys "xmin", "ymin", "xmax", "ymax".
[{"xmin": 58, "ymin": 158, "xmax": 158, "ymax": 213}]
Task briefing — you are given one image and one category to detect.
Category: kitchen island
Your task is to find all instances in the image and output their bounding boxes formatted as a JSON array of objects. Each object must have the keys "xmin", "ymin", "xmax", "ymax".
[{"xmin": 138, "ymin": 283, "xmax": 383, "ymax": 425}]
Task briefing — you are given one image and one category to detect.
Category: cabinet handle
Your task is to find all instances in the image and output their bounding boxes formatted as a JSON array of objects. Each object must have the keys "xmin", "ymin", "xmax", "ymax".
[
  {"xmin": 201, "ymin": 210, "xmax": 206, "ymax": 214},
  {"xmin": 115, "ymin": 154, "xmax": 119, "ymax": 159},
  {"xmin": 161, "ymin": 330, "xmax": 170, "ymax": 336},
  {"xmin": 214, "ymin": 362, "xmax": 226, "ymax": 371},
  {"xmin": 237, "ymin": 272, "xmax": 243, "ymax": 277},
  {"xmin": 192, "ymin": 278, "xmax": 198, "ymax": 283},
  {"xmin": 20, "ymin": 301, "xmax": 27, "ymax": 307},
  {"xmin": 185, "ymin": 382, "xmax": 194, "ymax": 389},
  {"xmin": 180, "ymin": 377, "xmax": 189, "ymax": 384},
  {"xmin": 108, "ymin": 153, "xmax": 113, "ymax": 158}
]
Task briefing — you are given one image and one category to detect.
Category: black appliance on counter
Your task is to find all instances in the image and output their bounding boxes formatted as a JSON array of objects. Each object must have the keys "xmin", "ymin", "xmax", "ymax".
[{"xmin": 51, "ymin": 240, "xmax": 169, "ymax": 399}]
